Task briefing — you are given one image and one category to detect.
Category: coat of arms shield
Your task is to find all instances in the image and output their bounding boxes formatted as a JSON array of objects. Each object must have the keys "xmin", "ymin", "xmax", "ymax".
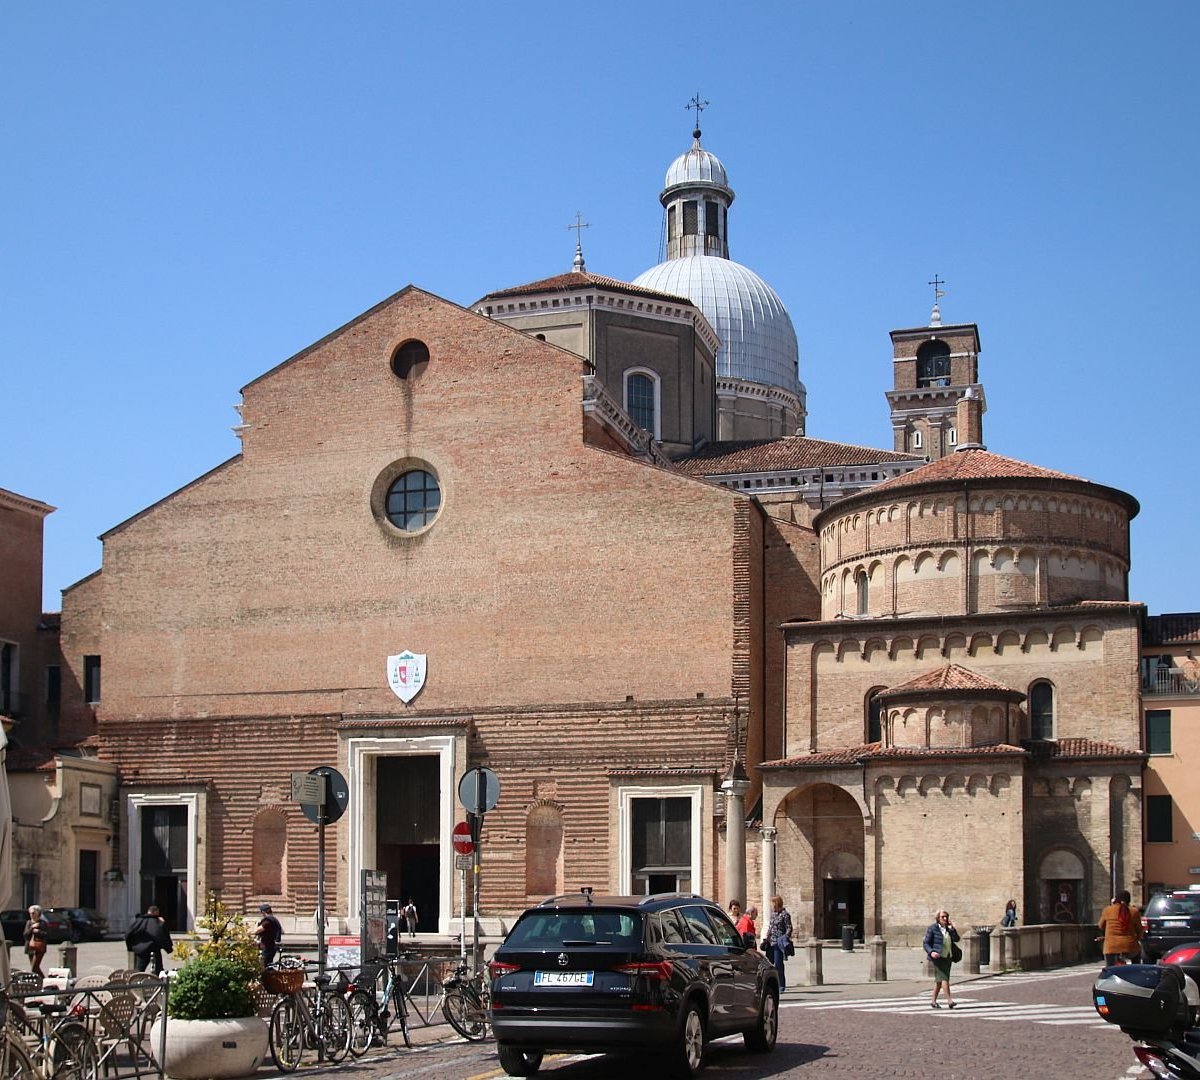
[{"xmin": 387, "ymin": 651, "xmax": 427, "ymax": 703}]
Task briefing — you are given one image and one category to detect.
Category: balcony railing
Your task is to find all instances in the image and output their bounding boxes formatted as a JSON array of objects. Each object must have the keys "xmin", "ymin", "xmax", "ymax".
[{"xmin": 1143, "ymin": 670, "xmax": 1200, "ymax": 696}]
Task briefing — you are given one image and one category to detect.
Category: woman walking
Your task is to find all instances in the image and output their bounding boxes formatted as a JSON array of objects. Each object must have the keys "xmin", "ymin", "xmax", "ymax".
[
  {"xmin": 23, "ymin": 905, "xmax": 48, "ymax": 977},
  {"xmin": 764, "ymin": 895, "xmax": 793, "ymax": 991},
  {"xmin": 1098, "ymin": 890, "xmax": 1142, "ymax": 966},
  {"xmin": 923, "ymin": 909, "xmax": 960, "ymax": 1008}
]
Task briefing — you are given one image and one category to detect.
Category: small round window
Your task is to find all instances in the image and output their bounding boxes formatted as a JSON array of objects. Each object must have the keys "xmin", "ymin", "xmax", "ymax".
[
  {"xmin": 385, "ymin": 469, "xmax": 441, "ymax": 531},
  {"xmin": 391, "ymin": 339, "xmax": 430, "ymax": 380}
]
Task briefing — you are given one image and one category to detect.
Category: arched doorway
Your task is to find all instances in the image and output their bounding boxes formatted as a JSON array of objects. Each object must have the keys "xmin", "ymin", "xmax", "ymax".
[
  {"xmin": 774, "ymin": 783, "xmax": 866, "ymax": 940},
  {"xmin": 1039, "ymin": 848, "xmax": 1086, "ymax": 923}
]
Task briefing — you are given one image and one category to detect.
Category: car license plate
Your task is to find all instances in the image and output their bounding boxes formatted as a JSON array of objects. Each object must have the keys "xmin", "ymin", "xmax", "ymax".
[
  {"xmin": 534, "ymin": 971, "xmax": 594, "ymax": 987},
  {"xmin": 1164, "ymin": 919, "xmax": 1188, "ymax": 926}
]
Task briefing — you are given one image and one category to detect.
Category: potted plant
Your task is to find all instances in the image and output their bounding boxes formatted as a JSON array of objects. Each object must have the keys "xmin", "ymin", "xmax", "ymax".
[{"xmin": 149, "ymin": 897, "xmax": 268, "ymax": 1079}]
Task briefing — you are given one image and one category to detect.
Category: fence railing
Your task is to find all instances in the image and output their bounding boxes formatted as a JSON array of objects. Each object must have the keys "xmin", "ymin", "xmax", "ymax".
[{"xmin": 1143, "ymin": 670, "xmax": 1200, "ymax": 696}]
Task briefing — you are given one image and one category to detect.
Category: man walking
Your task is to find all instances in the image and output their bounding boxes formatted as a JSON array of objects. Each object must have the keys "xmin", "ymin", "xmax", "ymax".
[
  {"xmin": 255, "ymin": 903, "xmax": 283, "ymax": 967},
  {"xmin": 125, "ymin": 905, "xmax": 173, "ymax": 974}
]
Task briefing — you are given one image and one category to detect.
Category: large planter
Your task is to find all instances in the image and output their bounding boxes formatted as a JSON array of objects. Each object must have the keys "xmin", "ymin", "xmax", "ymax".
[{"xmin": 149, "ymin": 1016, "xmax": 267, "ymax": 1080}]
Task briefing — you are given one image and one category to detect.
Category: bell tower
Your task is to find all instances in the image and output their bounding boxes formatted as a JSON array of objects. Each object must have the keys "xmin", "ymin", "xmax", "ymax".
[{"xmin": 885, "ymin": 282, "xmax": 985, "ymax": 460}]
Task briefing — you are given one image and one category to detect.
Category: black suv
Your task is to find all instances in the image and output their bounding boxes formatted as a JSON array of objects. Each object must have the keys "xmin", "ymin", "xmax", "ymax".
[
  {"xmin": 488, "ymin": 892, "xmax": 779, "ymax": 1077},
  {"xmin": 1141, "ymin": 890, "xmax": 1200, "ymax": 962}
]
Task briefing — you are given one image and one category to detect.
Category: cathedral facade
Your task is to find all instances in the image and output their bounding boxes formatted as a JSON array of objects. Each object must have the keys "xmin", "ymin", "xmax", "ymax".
[{"xmin": 41, "ymin": 127, "xmax": 1146, "ymax": 941}]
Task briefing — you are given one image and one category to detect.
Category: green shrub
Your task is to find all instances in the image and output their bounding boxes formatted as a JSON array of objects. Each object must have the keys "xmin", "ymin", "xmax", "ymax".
[
  {"xmin": 168, "ymin": 895, "xmax": 260, "ymax": 1020},
  {"xmin": 168, "ymin": 955, "xmax": 255, "ymax": 1020},
  {"xmin": 173, "ymin": 894, "xmax": 261, "ymax": 977}
]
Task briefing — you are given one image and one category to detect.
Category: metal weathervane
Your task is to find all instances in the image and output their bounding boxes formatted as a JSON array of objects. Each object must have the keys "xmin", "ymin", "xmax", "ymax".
[{"xmin": 686, "ymin": 91, "xmax": 709, "ymax": 132}]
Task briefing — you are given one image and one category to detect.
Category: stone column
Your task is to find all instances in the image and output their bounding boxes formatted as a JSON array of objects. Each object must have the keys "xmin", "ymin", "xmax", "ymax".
[
  {"xmin": 722, "ymin": 774, "xmax": 751, "ymax": 907},
  {"xmin": 760, "ymin": 827, "xmax": 778, "ymax": 919},
  {"xmin": 963, "ymin": 930, "xmax": 981, "ymax": 975},
  {"xmin": 868, "ymin": 936, "xmax": 887, "ymax": 982},
  {"xmin": 802, "ymin": 938, "xmax": 823, "ymax": 986}
]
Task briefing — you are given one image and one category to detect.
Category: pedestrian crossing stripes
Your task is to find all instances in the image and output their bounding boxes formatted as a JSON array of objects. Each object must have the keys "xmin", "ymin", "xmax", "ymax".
[{"xmin": 783, "ymin": 992, "xmax": 1115, "ymax": 1027}]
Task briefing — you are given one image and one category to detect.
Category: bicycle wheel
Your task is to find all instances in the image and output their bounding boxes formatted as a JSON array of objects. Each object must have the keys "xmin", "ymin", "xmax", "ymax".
[
  {"xmin": 443, "ymin": 988, "xmax": 488, "ymax": 1041},
  {"xmin": 320, "ymin": 992, "xmax": 352, "ymax": 1063},
  {"xmin": 52, "ymin": 1021, "xmax": 99, "ymax": 1080},
  {"xmin": 1, "ymin": 1038, "xmax": 35, "ymax": 1080},
  {"xmin": 269, "ymin": 996, "xmax": 303, "ymax": 1072},
  {"xmin": 390, "ymin": 980, "xmax": 412, "ymax": 1049},
  {"xmin": 346, "ymin": 991, "xmax": 374, "ymax": 1057}
]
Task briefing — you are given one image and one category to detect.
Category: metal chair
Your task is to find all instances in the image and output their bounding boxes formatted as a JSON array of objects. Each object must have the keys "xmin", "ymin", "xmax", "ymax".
[{"xmin": 95, "ymin": 991, "xmax": 144, "ymax": 1077}]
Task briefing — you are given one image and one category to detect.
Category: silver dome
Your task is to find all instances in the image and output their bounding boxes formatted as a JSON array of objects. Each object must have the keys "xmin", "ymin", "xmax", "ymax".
[
  {"xmin": 664, "ymin": 143, "xmax": 731, "ymax": 195},
  {"xmin": 633, "ymin": 255, "xmax": 801, "ymax": 393}
]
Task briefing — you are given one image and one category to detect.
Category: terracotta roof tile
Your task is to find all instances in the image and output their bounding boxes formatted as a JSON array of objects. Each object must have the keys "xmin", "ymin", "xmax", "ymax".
[
  {"xmin": 477, "ymin": 271, "xmax": 692, "ymax": 307},
  {"xmin": 876, "ymin": 663, "xmax": 1021, "ymax": 698},
  {"xmin": 869, "ymin": 448, "xmax": 1084, "ymax": 493},
  {"xmin": 4, "ymin": 746, "xmax": 58, "ymax": 772},
  {"xmin": 674, "ymin": 437, "xmax": 914, "ymax": 476},
  {"xmin": 1024, "ymin": 738, "xmax": 1143, "ymax": 760},
  {"xmin": 760, "ymin": 742, "xmax": 1027, "ymax": 768},
  {"xmin": 1145, "ymin": 613, "xmax": 1200, "ymax": 647}
]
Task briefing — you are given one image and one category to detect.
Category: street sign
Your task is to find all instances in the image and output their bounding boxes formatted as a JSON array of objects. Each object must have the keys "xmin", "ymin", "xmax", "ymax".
[
  {"xmin": 291, "ymin": 772, "xmax": 325, "ymax": 805},
  {"xmin": 452, "ymin": 821, "xmax": 474, "ymax": 855},
  {"xmin": 455, "ymin": 853, "xmax": 473, "ymax": 871},
  {"xmin": 457, "ymin": 767, "xmax": 500, "ymax": 815},
  {"xmin": 301, "ymin": 767, "xmax": 350, "ymax": 825}
]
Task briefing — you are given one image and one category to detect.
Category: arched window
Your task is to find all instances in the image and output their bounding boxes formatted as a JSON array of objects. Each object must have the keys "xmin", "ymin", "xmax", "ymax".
[
  {"xmin": 252, "ymin": 808, "xmax": 287, "ymax": 895},
  {"xmin": 525, "ymin": 803, "xmax": 564, "ymax": 897},
  {"xmin": 916, "ymin": 340, "xmax": 952, "ymax": 387},
  {"xmin": 624, "ymin": 370, "xmax": 659, "ymax": 439},
  {"xmin": 855, "ymin": 569, "xmax": 869, "ymax": 615},
  {"xmin": 1029, "ymin": 681, "xmax": 1055, "ymax": 740},
  {"xmin": 866, "ymin": 687, "xmax": 885, "ymax": 744}
]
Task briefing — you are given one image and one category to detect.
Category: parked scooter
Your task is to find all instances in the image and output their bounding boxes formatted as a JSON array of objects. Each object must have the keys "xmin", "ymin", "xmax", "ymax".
[{"xmin": 1093, "ymin": 964, "xmax": 1200, "ymax": 1077}]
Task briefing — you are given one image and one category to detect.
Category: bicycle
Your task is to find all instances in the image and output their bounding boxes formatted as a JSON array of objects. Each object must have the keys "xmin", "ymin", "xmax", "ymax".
[
  {"xmin": 1, "ymin": 987, "xmax": 96, "ymax": 1080},
  {"xmin": 0, "ymin": 993, "xmax": 36, "ymax": 1080},
  {"xmin": 264, "ymin": 958, "xmax": 351, "ymax": 1072},
  {"xmin": 441, "ymin": 962, "xmax": 490, "ymax": 1042},
  {"xmin": 343, "ymin": 956, "xmax": 411, "ymax": 1056}
]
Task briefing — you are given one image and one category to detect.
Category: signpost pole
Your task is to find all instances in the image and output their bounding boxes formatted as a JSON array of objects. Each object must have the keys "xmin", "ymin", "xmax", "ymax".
[
  {"xmin": 317, "ymin": 775, "xmax": 327, "ymax": 978},
  {"xmin": 473, "ymin": 771, "xmax": 484, "ymax": 974},
  {"xmin": 460, "ymin": 864, "xmax": 468, "ymax": 962}
]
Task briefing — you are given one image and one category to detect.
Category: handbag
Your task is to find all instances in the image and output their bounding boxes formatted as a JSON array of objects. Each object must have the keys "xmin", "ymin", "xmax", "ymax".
[
  {"xmin": 951, "ymin": 941, "xmax": 963, "ymax": 963},
  {"xmin": 784, "ymin": 939, "xmax": 795, "ymax": 958},
  {"xmin": 28, "ymin": 937, "xmax": 46, "ymax": 956}
]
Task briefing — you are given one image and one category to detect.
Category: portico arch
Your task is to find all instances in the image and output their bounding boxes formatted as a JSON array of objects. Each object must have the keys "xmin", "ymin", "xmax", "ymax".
[{"xmin": 770, "ymin": 781, "xmax": 868, "ymax": 940}]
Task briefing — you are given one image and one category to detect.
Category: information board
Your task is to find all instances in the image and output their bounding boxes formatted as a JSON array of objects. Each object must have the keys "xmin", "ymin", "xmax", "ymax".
[
  {"xmin": 361, "ymin": 869, "xmax": 389, "ymax": 965},
  {"xmin": 327, "ymin": 935, "xmax": 360, "ymax": 972}
]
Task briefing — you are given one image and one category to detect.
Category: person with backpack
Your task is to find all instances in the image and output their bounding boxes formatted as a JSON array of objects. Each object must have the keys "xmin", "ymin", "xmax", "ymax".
[
  {"xmin": 255, "ymin": 903, "xmax": 283, "ymax": 967},
  {"xmin": 125, "ymin": 904, "xmax": 173, "ymax": 974},
  {"xmin": 402, "ymin": 898, "xmax": 418, "ymax": 939}
]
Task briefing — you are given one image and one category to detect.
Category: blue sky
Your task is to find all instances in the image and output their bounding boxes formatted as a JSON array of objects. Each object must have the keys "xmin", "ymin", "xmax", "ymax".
[{"xmin": 4, "ymin": 3, "xmax": 1197, "ymax": 613}]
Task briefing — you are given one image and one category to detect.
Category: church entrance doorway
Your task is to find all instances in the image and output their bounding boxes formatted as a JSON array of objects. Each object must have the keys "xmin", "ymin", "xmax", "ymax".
[
  {"xmin": 375, "ymin": 756, "xmax": 440, "ymax": 932},
  {"xmin": 821, "ymin": 878, "xmax": 864, "ymax": 941},
  {"xmin": 1038, "ymin": 848, "xmax": 1086, "ymax": 923}
]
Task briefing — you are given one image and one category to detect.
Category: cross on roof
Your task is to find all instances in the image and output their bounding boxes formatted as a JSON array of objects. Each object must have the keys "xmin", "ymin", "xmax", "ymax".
[
  {"xmin": 928, "ymin": 274, "xmax": 947, "ymax": 305},
  {"xmin": 566, "ymin": 211, "xmax": 590, "ymax": 244},
  {"xmin": 686, "ymin": 92, "xmax": 709, "ymax": 134}
]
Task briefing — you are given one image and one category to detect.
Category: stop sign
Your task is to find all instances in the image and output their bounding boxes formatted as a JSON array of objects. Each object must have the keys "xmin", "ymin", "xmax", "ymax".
[{"xmin": 452, "ymin": 821, "xmax": 474, "ymax": 855}]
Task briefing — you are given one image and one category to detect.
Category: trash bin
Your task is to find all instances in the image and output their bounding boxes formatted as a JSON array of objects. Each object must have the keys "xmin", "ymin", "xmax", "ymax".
[
  {"xmin": 975, "ymin": 925, "xmax": 993, "ymax": 966},
  {"xmin": 841, "ymin": 924, "xmax": 856, "ymax": 951}
]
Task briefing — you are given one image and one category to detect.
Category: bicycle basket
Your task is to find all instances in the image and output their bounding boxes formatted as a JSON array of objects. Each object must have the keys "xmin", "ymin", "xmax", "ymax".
[{"xmin": 262, "ymin": 968, "xmax": 305, "ymax": 994}]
